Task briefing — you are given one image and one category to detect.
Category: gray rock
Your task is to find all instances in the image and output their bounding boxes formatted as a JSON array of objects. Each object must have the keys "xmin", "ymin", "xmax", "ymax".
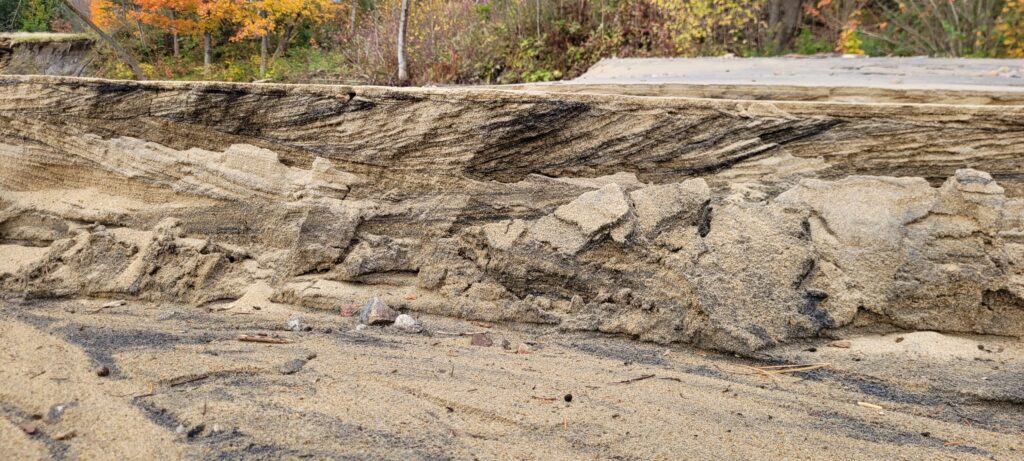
[{"xmin": 279, "ymin": 359, "xmax": 307, "ymax": 375}]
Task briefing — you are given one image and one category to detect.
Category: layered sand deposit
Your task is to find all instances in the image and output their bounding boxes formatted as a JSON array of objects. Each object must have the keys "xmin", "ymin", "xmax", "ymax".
[{"xmin": 1, "ymin": 75, "xmax": 1022, "ymax": 354}]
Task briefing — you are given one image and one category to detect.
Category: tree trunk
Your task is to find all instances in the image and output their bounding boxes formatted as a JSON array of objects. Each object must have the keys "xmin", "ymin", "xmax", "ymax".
[
  {"xmin": 273, "ymin": 22, "xmax": 295, "ymax": 60},
  {"xmin": 136, "ymin": 20, "xmax": 148, "ymax": 48},
  {"xmin": 535, "ymin": 0, "xmax": 541, "ymax": 39},
  {"xmin": 121, "ymin": 0, "xmax": 148, "ymax": 49},
  {"xmin": 350, "ymin": 0, "xmax": 358, "ymax": 36},
  {"xmin": 59, "ymin": 0, "xmax": 145, "ymax": 80},
  {"xmin": 768, "ymin": 0, "xmax": 803, "ymax": 52},
  {"xmin": 171, "ymin": 12, "xmax": 179, "ymax": 57},
  {"xmin": 396, "ymin": 0, "xmax": 410, "ymax": 84},
  {"xmin": 259, "ymin": 11, "xmax": 269, "ymax": 77},
  {"xmin": 260, "ymin": 35, "xmax": 268, "ymax": 77},
  {"xmin": 203, "ymin": 32, "xmax": 211, "ymax": 76}
]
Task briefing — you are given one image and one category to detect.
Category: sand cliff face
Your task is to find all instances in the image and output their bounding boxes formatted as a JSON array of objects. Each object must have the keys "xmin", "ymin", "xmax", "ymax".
[
  {"xmin": 1, "ymin": 76, "xmax": 1022, "ymax": 353},
  {"xmin": 0, "ymin": 34, "xmax": 94, "ymax": 76}
]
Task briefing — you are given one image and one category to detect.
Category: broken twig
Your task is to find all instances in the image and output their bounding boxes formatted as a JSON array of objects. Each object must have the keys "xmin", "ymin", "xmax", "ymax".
[
  {"xmin": 612, "ymin": 374, "xmax": 656, "ymax": 384},
  {"xmin": 167, "ymin": 374, "xmax": 210, "ymax": 387},
  {"xmin": 433, "ymin": 331, "xmax": 488, "ymax": 337},
  {"xmin": 237, "ymin": 334, "xmax": 291, "ymax": 344}
]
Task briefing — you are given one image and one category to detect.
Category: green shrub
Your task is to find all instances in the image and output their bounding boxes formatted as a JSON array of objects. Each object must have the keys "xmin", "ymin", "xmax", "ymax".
[
  {"xmin": 18, "ymin": 0, "xmax": 57, "ymax": 32},
  {"xmin": 795, "ymin": 27, "xmax": 832, "ymax": 54}
]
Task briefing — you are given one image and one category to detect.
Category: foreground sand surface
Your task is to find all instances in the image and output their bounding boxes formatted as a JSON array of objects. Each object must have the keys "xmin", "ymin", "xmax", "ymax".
[{"xmin": 0, "ymin": 297, "xmax": 1021, "ymax": 460}]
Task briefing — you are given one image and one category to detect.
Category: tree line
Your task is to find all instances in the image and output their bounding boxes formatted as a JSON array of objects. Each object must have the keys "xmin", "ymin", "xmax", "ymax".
[{"xmin": 2, "ymin": 0, "xmax": 1023, "ymax": 84}]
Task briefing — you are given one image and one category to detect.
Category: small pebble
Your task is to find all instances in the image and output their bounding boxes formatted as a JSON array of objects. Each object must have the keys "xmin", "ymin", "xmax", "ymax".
[
  {"xmin": 339, "ymin": 303, "xmax": 361, "ymax": 317},
  {"xmin": 94, "ymin": 365, "xmax": 110, "ymax": 377},
  {"xmin": 286, "ymin": 318, "xmax": 307, "ymax": 332},
  {"xmin": 359, "ymin": 297, "xmax": 397, "ymax": 325},
  {"xmin": 393, "ymin": 314, "xmax": 423, "ymax": 333}
]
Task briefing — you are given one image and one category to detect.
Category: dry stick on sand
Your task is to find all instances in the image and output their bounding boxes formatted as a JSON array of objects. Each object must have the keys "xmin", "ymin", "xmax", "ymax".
[
  {"xmin": 612, "ymin": 374, "xmax": 657, "ymax": 384},
  {"xmin": 237, "ymin": 334, "xmax": 291, "ymax": 344},
  {"xmin": 167, "ymin": 374, "xmax": 210, "ymax": 387},
  {"xmin": 434, "ymin": 331, "xmax": 489, "ymax": 336},
  {"xmin": 721, "ymin": 363, "xmax": 830, "ymax": 381},
  {"xmin": 755, "ymin": 363, "xmax": 830, "ymax": 373}
]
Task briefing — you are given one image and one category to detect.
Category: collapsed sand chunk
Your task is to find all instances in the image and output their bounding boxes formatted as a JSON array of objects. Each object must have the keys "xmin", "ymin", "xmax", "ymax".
[
  {"xmin": 530, "ymin": 183, "xmax": 631, "ymax": 254},
  {"xmin": 481, "ymin": 220, "xmax": 527, "ymax": 251},
  {"xmin": 3, "ymin": 217, "xmax": 250, "ymax": 304},
  {"xmin": 285, "ymin": 199, "xmax": 366, "ymax": 277},
  {"xmin": 529, "ymin": 215, "xmax": 589, "ymax": 254},
  {"xmin": 336, "ymin": 234, "xmax": 417, "ymax": 281},
  {"xmin": 553, "ymin": 183, "xmax": 630, "ymax": 235},
  {"xmin": 630, "ymin": 178, "xmax": 710, "ymax": 240}
]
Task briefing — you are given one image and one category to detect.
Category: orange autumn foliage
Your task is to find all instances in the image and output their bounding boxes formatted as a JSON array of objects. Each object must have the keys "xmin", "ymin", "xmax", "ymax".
[
  {"xmin": 132, "ymin": 0, "xmax": 203, "ymax": 35},
  {"xmin": 227, "ymin": 0, "xmax": 337, "ymax": 42},
  {"xmin": 89, "ymin": 0, "xmax": 120, "ymax": 31},
  {"xmin": 124, "ymin": 0, "xmax": 335, "ymax": 42}
]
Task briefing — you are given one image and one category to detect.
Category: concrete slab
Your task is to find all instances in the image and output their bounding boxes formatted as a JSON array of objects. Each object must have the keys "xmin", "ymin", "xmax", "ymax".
[{"xmin": 575, "ymin": 56, "xmax": 1024, "ymax": 90}]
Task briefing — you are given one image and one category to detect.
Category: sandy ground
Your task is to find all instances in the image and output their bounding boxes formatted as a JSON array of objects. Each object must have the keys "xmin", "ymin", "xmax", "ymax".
[{"xmin": 0, "ymin": 297, "xmax": 1022, "ymax": 460}]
